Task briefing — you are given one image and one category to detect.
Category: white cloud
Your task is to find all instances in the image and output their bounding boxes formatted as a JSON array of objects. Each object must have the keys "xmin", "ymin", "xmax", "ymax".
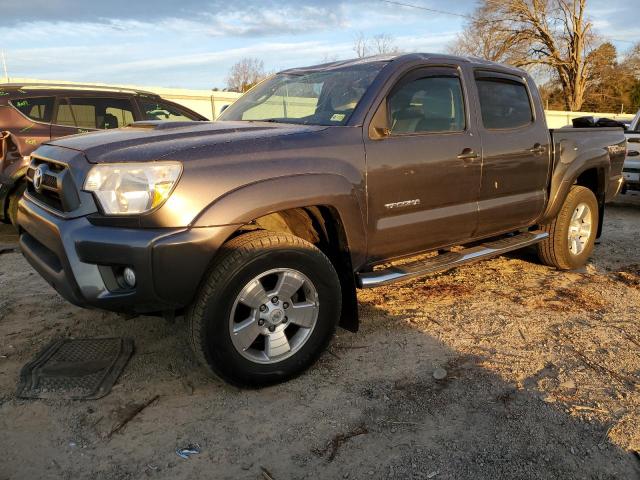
[
  {"xmin": 3, "ymin": 0, "xmax": 633, "ymax": 89},
  {"xmin": 204, "ymin": 5, "xmax": 348, "ymax": 37}
]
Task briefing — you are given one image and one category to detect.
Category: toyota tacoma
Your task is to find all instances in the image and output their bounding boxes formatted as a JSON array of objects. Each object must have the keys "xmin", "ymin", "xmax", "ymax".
[{"xmin": 17, "ymin": 54, "xmax": 626, "ymax": 386}]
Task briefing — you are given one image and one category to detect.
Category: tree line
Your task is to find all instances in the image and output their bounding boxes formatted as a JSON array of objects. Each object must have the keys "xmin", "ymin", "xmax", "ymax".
[
  {"xmin": 224, "ymin": 33, "xmax": 400, "ymax": 94},
  {"xmin": 449, "ymin": 0, "xmax": 640, "ymax": 113},
  {"xmin": 224, "ymin": 0, "xmax": 640, "ymax": 114}
]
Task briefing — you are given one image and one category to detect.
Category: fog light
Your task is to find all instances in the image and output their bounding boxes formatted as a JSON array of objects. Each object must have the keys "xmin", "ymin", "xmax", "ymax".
[{"xmin": 123, "ymin": 267, "xmax": 136, "ymax": 287}]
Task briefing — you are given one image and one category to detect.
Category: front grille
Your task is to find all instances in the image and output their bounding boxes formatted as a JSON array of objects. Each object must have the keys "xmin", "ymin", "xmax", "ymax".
[
  {"xmin": 26, "ymin": 156, "xmax": 80, "ymax": 213},
  {"xmin": 623, "ymin": 167, "xmax": 640, "ymax": 174}
]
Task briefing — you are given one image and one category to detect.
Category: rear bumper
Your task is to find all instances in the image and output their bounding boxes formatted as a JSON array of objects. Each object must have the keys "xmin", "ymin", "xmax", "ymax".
[
  {"xmin": 607, "ymin": 175, "xmax": 625, "ymax": 201},
  {"xmin": 17, "ymin": 197, "xmax": 237, "ymax": 314}
]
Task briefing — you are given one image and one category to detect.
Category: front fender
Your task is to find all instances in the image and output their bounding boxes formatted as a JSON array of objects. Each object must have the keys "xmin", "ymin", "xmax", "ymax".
[{"xmin": 192, "ymin": 173, "xmax": 368, "ymax": 268}]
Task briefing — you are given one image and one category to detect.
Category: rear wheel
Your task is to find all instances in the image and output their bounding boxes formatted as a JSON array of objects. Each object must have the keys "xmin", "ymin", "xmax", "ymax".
[
  {"xmin": 187, "ymin": 230, "xmax": 341, "ymax": 387},
  {"xmin": 7, "ymin": 181, "xmax": 26, "ymax": 229},
  {"xmin": 537, "ymin": 185, "xmax": 598, "ymax": 270}
]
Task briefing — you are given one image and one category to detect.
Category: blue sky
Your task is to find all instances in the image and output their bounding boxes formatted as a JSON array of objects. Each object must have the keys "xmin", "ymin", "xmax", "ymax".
[{"xmin": 0, "ymin": 0, "xmax": 637, "ymax": 89}]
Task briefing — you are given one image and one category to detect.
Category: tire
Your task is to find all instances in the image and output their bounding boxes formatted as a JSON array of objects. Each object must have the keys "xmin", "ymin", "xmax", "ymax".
[
  {"xmin": 187, "ymin": 230, "xmax": 342, "ymax": 387},
  {"xmin": 7, "ymin": 181, "xmax": 26, "ymax": 229},
  {"xmin": 537, "ymin": 185, "xmax": 598, "ymax": 270}
]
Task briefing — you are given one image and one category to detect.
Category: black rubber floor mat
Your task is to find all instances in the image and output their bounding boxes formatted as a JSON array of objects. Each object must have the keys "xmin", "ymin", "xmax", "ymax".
[{"xmin": 17, "ymin": 337, "xmax": 134, "ymax": 400}]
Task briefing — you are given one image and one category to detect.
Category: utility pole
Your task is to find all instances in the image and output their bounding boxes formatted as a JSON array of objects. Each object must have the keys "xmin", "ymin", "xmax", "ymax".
[{"xmin": 1, "ymin": 51, "xmax": 8, "ymax": 82}]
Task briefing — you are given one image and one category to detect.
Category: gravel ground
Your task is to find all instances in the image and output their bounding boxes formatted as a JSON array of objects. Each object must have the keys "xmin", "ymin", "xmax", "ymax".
[{"xmin": 0, "ymin": 193, "xmax": 639, "ymax": 480}]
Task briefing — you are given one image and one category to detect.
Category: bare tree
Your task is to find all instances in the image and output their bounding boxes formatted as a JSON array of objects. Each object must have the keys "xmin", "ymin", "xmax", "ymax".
[
  {"xmin": 353, "ymin": 32, "xmax": 369, "ymax": 58},
  {"xmin": 372, "ymin": 34, "xmax": 400, "ymax": 55},
  {"xmin": 226, "ymin": 57, "xmax": 267, "ymax": 93},
  {"xmin": 320, "ymin": 53, "xmax": 339, "ymax": 64},
  {"xmin": 353, "ymin": 33, "xmax": 399, "ymax": 58},
  {"xmin": 625, "ymin": 42, "xmax": 640, "ymax": 78},
  {"xmin": 448, "ymin": 4, "xmax": 527, "ymax": 64},
  {"xmin": 450, "ymin": 0, "xmax": 596, "ymax": 111}
]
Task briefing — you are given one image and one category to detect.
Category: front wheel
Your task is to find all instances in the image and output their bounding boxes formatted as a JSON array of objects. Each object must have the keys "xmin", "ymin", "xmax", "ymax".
[
  {"xmin": 537, "ymin": 185, "xmax": 598, "ymax": 270},
  {"xmin": 187, "ymin": 230, "xmax": 342, "ymax": 387}
]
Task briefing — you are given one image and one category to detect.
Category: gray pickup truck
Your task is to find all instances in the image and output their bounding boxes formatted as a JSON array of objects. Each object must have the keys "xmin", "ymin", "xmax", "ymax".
[{"xmin": 17, "ymin": 54, "xmax": 626, "ymax": 386}]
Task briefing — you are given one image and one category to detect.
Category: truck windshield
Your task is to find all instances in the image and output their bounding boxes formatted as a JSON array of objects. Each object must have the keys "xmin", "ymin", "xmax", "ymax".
[{"xmin": 218, "ymin": 64, "xmax": 384, "ymax": 126}]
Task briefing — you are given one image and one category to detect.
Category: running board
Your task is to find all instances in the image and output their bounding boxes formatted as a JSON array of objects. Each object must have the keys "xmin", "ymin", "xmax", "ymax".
[{"xmin": 357, "ymin": 230, "xmax": 549, "ymax": 288}]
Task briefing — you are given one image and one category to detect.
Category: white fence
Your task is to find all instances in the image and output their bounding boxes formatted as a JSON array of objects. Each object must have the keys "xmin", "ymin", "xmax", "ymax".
[
  {"xmin": 138, "ymin": 86, "xmax": 240, "ymax": 119},
  {"xmin": 545, "ymin": 110, "xmax": 634, "ymax": 129},
  {"xmin": 2, "ymin": 78, "xmax": 636, "ymax": 125}
]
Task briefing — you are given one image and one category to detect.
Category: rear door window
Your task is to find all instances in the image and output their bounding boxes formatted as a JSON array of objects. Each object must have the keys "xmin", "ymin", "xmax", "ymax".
[
  {"xmin": 11, "ymin": 97, "xmax": 55, "ymax": 122},
  {"xmin": 139, "ymin": 99, "xmax": 198, "ymax": 121},
  {"xmin": 475, "ymin": 76, "xmax": 533, "ymax": 129},
  {"xmin": 55, "ymin": 97, "xmax": 135, "ymax": 129}
]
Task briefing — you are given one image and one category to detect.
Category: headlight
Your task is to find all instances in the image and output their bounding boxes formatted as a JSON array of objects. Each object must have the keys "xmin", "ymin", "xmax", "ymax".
[{"xmin": 83, "ymin": 162, "xmax": 182, "ymax": 215}]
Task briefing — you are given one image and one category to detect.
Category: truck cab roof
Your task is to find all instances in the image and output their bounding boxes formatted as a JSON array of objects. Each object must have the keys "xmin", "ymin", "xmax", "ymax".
[{"xmin": 280, "ymin": 53, "xmax": 527, "ymax": 77}]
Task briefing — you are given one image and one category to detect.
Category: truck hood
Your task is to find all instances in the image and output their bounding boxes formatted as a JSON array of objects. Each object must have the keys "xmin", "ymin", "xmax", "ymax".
[{"xmin": 44, "ymin": 120, "xmax": 328, "ymax": 163}]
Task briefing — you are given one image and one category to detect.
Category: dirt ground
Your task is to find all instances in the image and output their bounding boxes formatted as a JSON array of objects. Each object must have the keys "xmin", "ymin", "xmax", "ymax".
[{"xmin": 1, "ymin": 194, "xmax": 639, "ymax": 480}]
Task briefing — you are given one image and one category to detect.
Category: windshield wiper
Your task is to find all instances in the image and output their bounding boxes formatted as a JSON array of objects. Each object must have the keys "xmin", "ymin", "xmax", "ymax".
[{"xmin": 244, "ymin": 118, "xmax": 285, "ymax": 123}]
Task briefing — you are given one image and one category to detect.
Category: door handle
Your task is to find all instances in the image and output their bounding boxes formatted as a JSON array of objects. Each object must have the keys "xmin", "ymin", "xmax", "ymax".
[
  {"xmin": 529, "ymin": 144, "xmax": 546, "ymax": 154},
  {"xmin": 457, "ymin": 148, "xmax": 479, "ymax": 161}
]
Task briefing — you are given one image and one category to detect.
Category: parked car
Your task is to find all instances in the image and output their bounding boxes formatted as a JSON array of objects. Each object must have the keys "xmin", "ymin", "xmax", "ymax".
[
  {"xmin": 17, "ymin": 54, "xmax": 626, "ymax": 387},
  {"xmin": 622, "ymin": 109, "xmax": 640, "ymax": 192},
  {"xmin": 0, "ymin": 83, "xmax": 207, "ymax": 226}
]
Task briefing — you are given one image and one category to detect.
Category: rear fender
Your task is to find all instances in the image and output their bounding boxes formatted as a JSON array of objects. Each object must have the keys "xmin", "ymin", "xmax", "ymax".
[{"xmin": 540, "ymin": 146, "xmax": 609, "ymax": 224}]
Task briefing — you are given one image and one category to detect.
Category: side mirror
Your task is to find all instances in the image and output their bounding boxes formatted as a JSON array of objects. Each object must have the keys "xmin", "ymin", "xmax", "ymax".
[
  {"xmin": 220, "ymin": 104, "xmax": 230, "ymax": 113},
  {"xmin": 372, "ymin": 127, "xmax": 391, "ymax": 138},
  {"xmin": 368, "ymin": 101, "xmax": 391, "ymax": 140}
]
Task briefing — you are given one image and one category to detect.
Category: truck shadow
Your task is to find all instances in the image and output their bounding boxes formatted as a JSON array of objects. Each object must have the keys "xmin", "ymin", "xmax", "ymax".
[{"xmin": 331, "ymin": 299, "xmax": 640, "ymax": 479}]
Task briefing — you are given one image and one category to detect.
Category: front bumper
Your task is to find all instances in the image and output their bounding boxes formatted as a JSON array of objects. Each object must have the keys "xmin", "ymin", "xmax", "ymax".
[{"xmin": 18, "ymin": 197, "xmax": 236, "ymax": 314}]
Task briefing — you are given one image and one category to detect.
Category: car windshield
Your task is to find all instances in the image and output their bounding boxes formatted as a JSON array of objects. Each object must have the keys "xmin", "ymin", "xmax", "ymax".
[{"xmin": 218, "ymin": 63, "xmax": 384, "ymax": 126}]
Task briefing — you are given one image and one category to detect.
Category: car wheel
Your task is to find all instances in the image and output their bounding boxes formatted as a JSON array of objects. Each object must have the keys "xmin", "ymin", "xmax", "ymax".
[
  {"xmin": 537, "ymin": 185, "xmax": 598, "ymax": 270},
  {"xmin": 7, "ymin": 181, "xmax": 26, "ymax": 229},
  {"xmin": 187, "ymin": 230, "xmax": 342, "ymax": 387}
]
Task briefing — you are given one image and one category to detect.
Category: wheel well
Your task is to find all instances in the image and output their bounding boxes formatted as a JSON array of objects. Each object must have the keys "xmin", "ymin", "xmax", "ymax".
[
  {"xmin": 575, "ymin": 168, "xmax": 605, "ymax": 238},
  {"xmin": 575, "ymin": 168, "xmax": 604, "ymax": 198},
  {"xmin": 238, "ymin": 206, "xmax": 359, "ymax": 332},
  {"xmin": 2, "ymin": 176, "xmax": 26, "ymax": 223}
]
